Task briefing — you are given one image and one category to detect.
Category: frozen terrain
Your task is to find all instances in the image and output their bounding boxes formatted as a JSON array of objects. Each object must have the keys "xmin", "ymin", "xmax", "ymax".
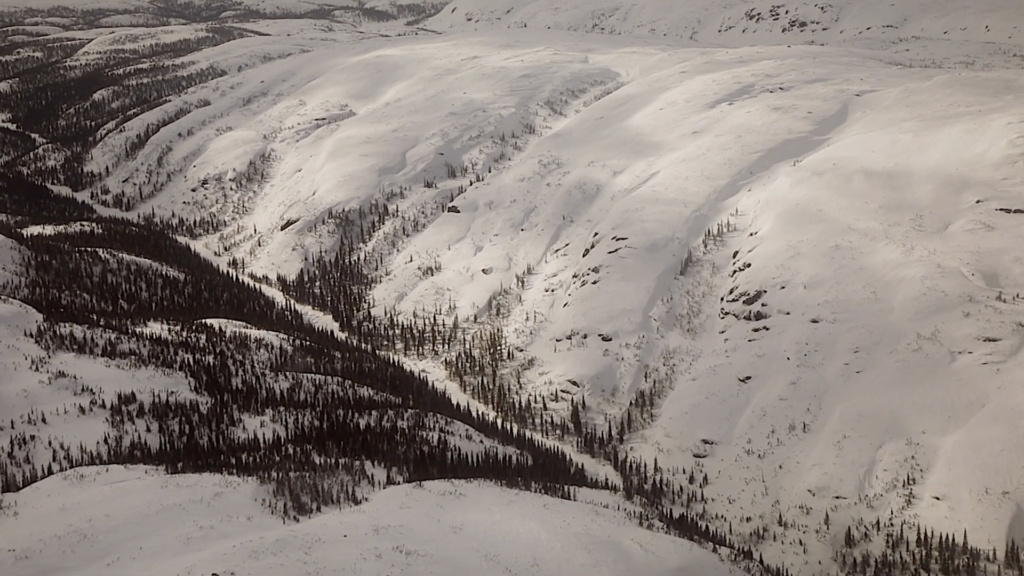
[
  {"xmin": 0, "ymin": 466, "xmax": 737, "ymax": 576},
  {"xmin": 2, "ymin": 0, "xmax": 1024, "ymax": 574}
]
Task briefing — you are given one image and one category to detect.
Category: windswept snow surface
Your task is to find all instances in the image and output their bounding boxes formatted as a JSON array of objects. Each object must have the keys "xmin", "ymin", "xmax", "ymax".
[{"xmin": 0, "ymin": 466, "xmax": 736, "ymax": 576}]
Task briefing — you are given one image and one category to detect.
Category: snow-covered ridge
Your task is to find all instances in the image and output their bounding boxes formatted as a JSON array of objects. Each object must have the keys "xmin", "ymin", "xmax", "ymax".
[
  {"xmin": 0, "ymin": 0, "xmax": 448, "ymax": 22},
  {"xmin": 0, "ymin": 466, "xmax": 735, "ymax": 576},
  {"xmin": 429, "ymin": 0, "xmax": 1024, "ymax": 49}
]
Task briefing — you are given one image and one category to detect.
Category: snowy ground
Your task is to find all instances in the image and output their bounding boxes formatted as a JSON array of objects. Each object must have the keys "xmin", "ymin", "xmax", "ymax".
[
  {"xmin": 2, "ymin": 1, "xmax": 1024, "ymax": 573},
  {"xmin": 0, "ymin": 466, "xmax": 738, "ymax": 576}
]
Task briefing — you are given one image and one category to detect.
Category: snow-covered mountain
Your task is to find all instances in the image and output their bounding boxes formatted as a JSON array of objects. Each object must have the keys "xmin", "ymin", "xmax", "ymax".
[{"xmin": 2, "ymin": 1, "xmax": 1024, "ymax": 574}]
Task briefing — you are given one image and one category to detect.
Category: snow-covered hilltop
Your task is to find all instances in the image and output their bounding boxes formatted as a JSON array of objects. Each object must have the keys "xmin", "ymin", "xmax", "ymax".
[
  {"xmin": 4, "ymin": 467, "xmax": 733, "ymax": 576},
  {"xmin": 2, "ymin": 1, "xmax": 1024, "ymax": 575}
]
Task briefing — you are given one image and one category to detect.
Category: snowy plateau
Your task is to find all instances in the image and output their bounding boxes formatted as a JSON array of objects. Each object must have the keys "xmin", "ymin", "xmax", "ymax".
[{"xmin": 1, "ymin": 0, "xmax": 1024, "ymax": 575}]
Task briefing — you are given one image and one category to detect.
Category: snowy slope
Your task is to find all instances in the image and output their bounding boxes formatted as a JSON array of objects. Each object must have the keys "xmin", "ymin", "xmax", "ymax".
[
  {"xmin": 318, "ymin": 38, "xmax": 1024, "ymax": 564},
  {"xmin": 0, "ymin": 281, "xmax": 197, "ymax": 485},
  {"xmin": 0, "ymin": 233, "xmax": 21, "ymax": 286},
  {"xmin": 0, "ymin": 466, "xmax": 737, "ymax": 576},
  {"xmin": 627, "ymin": 67, "xmax": 1024, "ymax": 568}
]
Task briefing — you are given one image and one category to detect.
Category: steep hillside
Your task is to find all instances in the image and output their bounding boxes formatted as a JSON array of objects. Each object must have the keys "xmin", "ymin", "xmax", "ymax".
[{"xmin": 320, "ymin": 37, "xmax": 1024, "ymax": 569}]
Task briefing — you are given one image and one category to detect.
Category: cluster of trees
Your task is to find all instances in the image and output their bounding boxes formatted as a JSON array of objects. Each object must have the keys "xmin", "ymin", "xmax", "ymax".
[
  {"xmin": 836, "ymin": 520, "xmax": 1023, "ymax": 576},
  {"xmin": 279, "ymin": 188, "xmax": 470, "ymax": 352},
  {"xmin": 2, "ymin": 316, "xmax": 597, "ymax": 508},
  {"xmin": 278, "ymin": 194, "xmax": 579, "ymax": 436},
  {"xmin": 9, "ymin": 218, "xmax": 306, "ymax": 330},
  {"xmin": 0, "ymin": 37, "xmax": 88, "ymax": 81},
  {"xmin": 0, "ymin": 174, "xmax": 95, "ymax": 223},
  {"xmin": 0, "ymin": 1, "xmax": 238, "ymax": 27},
  {"xmin": 0, "ymin": 1, "xmax": 452, "ymax": 32},
  {"xmin": 0, "ymin": 25, "xmax": 247, "ymax": 190},
  {"xmin": 278, "ymin": 203, "xmax": 383, "ymax": 338}
]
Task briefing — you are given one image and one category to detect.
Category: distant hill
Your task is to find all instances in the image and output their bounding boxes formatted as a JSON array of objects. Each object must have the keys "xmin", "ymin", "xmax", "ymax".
[{"xmin": 428, "ymin": 0, "xmax": 1024, "ymax": 48}]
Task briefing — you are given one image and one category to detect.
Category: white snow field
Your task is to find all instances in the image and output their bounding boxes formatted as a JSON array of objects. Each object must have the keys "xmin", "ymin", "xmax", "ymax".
[
  {"xmin": 0, "ymin": 466, "xmax": 736, "ymax": 576},
  {"xmin": 2, "ymin": 0, "xmax": 1024, "ymax": 573}
]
